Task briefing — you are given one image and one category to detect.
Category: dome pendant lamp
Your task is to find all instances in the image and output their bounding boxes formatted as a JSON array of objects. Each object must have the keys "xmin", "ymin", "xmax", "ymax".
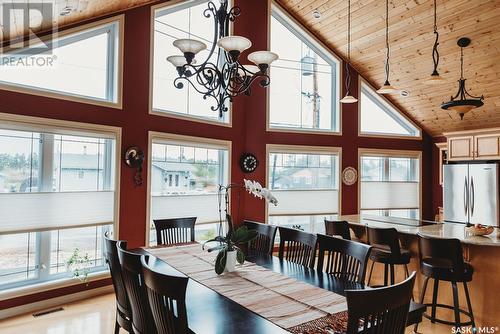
[
  {"xmin": 441, "ymin": 37, "xmax": 484, "ymax": 120},
  {"xmin": 340, "ymin": 0, "xmax": 358, "ymax": 104},
  {"xmin": 377, "ymin": 0, "xmax": 398, "ymax": 94}
]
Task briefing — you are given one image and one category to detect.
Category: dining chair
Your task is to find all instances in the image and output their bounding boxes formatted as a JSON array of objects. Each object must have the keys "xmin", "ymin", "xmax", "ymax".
[
  {"xmin": 153, "ymin": 217, "xmax": 197, "ymax": 246},
  {"xmin": 316, "ymin": 234, "xmax": 372, "ymax": 284},
  {"xmin": 244, "ymin": 220, "xmax": 278, "ymax": 255},
  {"xmin": 141, "ymin": 255, "xmax": 190, "ymax": 334},
  {"xmin": 345, "ymin": 271, "xmax": 416, "ymax": 334},
  {"xmin": 116, "ymin": 241, "xmax": 157, "ymax": 334},
  {"xmin": 366, "ymin": 226, "xmax": 411, "ymax": 286},
  {"xmin": 103, "ymin": 232, "xmax": 133, "ymax": 334},
  {"xmin": 278, "ymin": 227, "xmax": 317, "ymax": 268},
  {"xmin": 324, "ymin": 219, "xmax": 351, "ymax": 240}
]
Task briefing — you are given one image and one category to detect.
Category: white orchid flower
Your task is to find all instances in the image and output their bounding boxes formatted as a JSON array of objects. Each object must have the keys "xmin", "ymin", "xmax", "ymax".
[{"xmin": 243, "ymin": 179, "xmax": 278, "ymax": 206}]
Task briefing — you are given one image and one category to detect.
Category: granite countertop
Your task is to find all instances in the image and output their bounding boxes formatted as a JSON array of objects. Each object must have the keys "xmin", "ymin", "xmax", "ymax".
[{"xmin": 339, "ymin": 214, "xmax": 500, "ymax": 247}]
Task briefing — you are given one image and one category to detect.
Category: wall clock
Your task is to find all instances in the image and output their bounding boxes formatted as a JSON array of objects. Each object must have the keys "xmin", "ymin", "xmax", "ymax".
[
  {"xmin": 342, "ymin": 167, "xmax": 358, "ymax": 186},
  {"xmin": 240, "ymin": 153, "xmax": 259, "ymax": 173}
]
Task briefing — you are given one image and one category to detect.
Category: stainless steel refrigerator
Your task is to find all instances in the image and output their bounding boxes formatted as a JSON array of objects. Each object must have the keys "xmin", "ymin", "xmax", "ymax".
[{"xmin": 443, "ymin": 163, "xmax": 499, "ymax": 226}]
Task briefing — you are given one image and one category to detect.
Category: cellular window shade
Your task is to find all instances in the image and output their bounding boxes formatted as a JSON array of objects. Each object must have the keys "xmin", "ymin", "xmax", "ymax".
[
  {"xmin": 151, "ymin": 194, "xmax": 221, "ymax": 224},
  {"xmin": 360, "ymin": 181, "xmax": 419, "ymax": 210},
  {"xmin": 268, "ymin": 190, "xmax": 339, "ymax": 215},
  {"xmin": 0, "ymin": 191, "xmax": 114, "ymax": 234}
]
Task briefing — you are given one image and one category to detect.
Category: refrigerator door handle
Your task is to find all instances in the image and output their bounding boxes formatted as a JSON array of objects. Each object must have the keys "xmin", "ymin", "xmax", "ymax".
[
  {"xmin": 471, "ymin": 177, "xmax": 475, "ymax": 217},
  {"xmin": 464, "ymin": 176, "xmax": 469, "ymax": 216}
]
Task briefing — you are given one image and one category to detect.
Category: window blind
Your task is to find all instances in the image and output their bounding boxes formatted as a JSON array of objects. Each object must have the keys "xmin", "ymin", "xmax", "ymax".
[
  {"xmin": 360, "ymin": 181, "xmax": 419, "ymax": 210},
  {"xmin": 268, "ymin": 190, "xmax": 339, "ymax": 216},
  {"xmin": 0, "ymin": 191, "xmax": 114, "ymax": 234},
  {"xmin": 151, "ymin": 194, "xmax": 221, "ymax": 224}
]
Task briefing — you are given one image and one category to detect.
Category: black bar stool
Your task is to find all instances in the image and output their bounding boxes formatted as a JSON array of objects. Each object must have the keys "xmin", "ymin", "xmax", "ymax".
[
  {"xmin": 366, "ymin": 227, "xmax": 411, "ymax": 286},
  {"xmin": 415, "ymin": 234, "xmax": 475, "ymax": 332}
]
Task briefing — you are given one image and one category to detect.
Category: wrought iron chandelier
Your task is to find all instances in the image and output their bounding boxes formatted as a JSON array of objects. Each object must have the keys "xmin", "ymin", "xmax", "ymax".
[
  {"xmin": 167, "ymin": 0, "xmax": 279, "ymax": 118},
  {"xmin": 426, "ymin": 0, "xmax": 445, "ymax": 84},
  {"xmin": 377, "ymin": 0, "xmax": 398, "ymax": 94},
  {"xmin": 441, "ymin": 37, "xmax": 484, "ymax": 120},
  {"xmin": 340, "ymin": 0, "xmax": 357, "ymax": 104}
]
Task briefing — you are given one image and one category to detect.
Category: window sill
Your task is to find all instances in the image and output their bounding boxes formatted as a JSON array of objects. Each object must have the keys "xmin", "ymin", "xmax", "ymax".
[{"xmin": 0, "ymin": 270, "xmax": 110, "ymax": 301}]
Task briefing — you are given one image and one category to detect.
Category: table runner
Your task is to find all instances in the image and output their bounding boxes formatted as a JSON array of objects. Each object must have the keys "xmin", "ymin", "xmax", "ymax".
[{"xmin": 145, "ymin": 244, "xmax": 349, "ymax": 333}]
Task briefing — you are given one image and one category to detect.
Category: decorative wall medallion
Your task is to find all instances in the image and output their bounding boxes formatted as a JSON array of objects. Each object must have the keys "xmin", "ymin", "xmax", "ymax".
[{"xmin": 342, "ymin": 167, "xmax": 358, "ymax": 186}]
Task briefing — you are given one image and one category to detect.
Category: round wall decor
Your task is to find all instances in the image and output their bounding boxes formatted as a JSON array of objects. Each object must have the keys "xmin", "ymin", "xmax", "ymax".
[
  {"xmin": 239, "ymin": 153, "xmax": 259, "ymax": 173},
  {"xmin": 342, "ymin": 167, "xmax": 358, "ymax": 186}
]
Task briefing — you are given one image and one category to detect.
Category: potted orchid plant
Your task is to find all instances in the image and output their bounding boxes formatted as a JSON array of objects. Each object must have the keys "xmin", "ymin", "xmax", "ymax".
[{"xmin": 203, "ymin": 179, "xmax": 278, "ymax": 275}]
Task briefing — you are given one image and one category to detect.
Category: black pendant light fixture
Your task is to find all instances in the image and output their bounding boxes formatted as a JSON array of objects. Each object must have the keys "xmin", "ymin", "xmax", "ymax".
[
  {"xmin": 340, "ymin": 0, "xmax": 357, "ymax": 104},
  {"xmin": 377, "ymin": 0, "xmax": 397, "ymax": 94},
  {"xmin": 441, "ymin": 37, "xmax": 484, "ymax": 120},
  {"xmin": 167, "ymin": 0, "xmax": 278, "ymax": 118},
  {"xmin": 426, "ymin": 0, "xmax": 445, "ymax": 84}
]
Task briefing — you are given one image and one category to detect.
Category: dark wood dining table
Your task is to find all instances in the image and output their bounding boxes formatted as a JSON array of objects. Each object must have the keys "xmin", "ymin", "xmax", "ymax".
[{"xmin": 136, "ymin": 247, "xmax": 426, "ymax": 334}]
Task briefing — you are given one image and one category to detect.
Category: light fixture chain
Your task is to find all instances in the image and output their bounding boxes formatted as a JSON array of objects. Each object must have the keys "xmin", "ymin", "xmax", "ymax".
[{"xmin": 384, "ymin": 0, "xmax": 390, "ymax": 83}]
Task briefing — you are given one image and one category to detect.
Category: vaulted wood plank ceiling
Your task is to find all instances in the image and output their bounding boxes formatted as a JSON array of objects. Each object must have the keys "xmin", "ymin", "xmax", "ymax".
[
  {"xmin": 2, "ymin": 0, "xmax": 499, "ymax": 136},
  {"xmin": 277, "ymin": 0, "xmax": 500, "ymax": 136}
]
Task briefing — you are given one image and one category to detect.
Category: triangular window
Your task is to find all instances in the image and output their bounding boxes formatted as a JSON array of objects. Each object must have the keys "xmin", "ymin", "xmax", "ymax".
[{"xmin": 360, "ymin": 81, "xmax": 420, "ymax": 137}]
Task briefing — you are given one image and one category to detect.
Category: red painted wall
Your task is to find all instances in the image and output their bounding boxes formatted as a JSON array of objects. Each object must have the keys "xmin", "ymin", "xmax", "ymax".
[{"xmin": 0, "ymin": 0, "xmax": 434, "ymax": 310}]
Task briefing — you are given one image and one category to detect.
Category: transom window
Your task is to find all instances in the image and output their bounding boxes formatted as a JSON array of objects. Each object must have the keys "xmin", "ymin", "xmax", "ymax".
[
  {"xmin": 269, "ymin": 5, "xmax": 339, "ymax": 132},
  {"xmin": 0, "ymin": 123, "xmax": 117, "ymax": 290},
  {"xmin": 360, "ymin": 81, "xmax": 420, "ymax": 137},
  {"xmin": 0, "ymin": 18, "xmax": 122, "ymax": 106},
  {"xmin": 267, "ymin": 145, "xmax": 340, "ymax": 233},
  {"xmin": 149, "ymin": 135, "xmax": 229, "ymax": 245},
  {"xmin": 360, "ymin": 150, "xmax": 420, "ymax": 219},
  {"xmin": 151, "ymin": 0, "xmax": 230, "ymax": 123}
]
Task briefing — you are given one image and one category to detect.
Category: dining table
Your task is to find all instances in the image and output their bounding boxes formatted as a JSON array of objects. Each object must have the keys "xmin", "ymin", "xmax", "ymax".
[{"xmin": 135, "ymin": 244, "xmax": 425, "ymax": 334}]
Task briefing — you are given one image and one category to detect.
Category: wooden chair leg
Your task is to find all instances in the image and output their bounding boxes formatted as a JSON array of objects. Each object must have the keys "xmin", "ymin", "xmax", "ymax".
[
  {"xmin": 367, "ymin": 260, "xmax": 375, "ymax": 286},
  {"xmin": 384, "ymin": 263, "xmax": 389, "ymax": 286},
  {"xmin": 431, "ymin": 279, "xmax": 439, "ymax": 323},
  {"xmin": 413, "ymin": 275, "xmax": 430, "ymax": 333},
  {"xmin": 405, "ymin": 264, "xmax": 410, "ymax": 278},
  {"xmin": 451, "ymin": 281, "xmax": 461, "ymax": 329},
  {"xmin": 463, "ymin": 281, "xmax": 476, "ymax": 329},
  {"xmin": 390, "ymin": 264, "xmax": 395, "ymax": 285}
]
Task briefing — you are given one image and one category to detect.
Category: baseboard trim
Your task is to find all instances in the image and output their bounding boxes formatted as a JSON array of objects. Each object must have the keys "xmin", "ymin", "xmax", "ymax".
[{"xmin": 0, "ymin": 285, "xmax": 113, "ymax": 320}]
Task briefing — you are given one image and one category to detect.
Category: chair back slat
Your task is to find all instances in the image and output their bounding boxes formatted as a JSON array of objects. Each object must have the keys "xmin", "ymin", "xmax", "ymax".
[
  {"xmin": 346, "ymin": 272, "xmax": 416, "ymax": 334},
  {"xmin": 141, "ymin": 256, "xmax": 189, "ymax": 334},
  {"xmin": 244, "ymin": 220, "xmax": 278, "ymax": 255},
  {"xmin": 417, "ymin": 233, "xmax": 465, "ymax": 275},
  {"xmin": 278, "ymin": 227, "xmax": 317, "ymax": 268},
  {"xmin": 117, "ymin": 241, "xmax": 156, "ymax": 334},
  {"xmin": 324, "ymin": 220, "xmax": 351, "ymax": 240},
  {"xmin": 153, "ymin": 217, "xmax": 197, "ymax": 246},
  {"xmin": 316, "ymin": 234, "xmax": 372, "ymax": 284},
  {"xmin": 367, "ymin": 227, "xmax": 402, "ymax": 257},
  {"xmin": 104, "ymin": 232, "xmax": 131, "ymax": 318}
]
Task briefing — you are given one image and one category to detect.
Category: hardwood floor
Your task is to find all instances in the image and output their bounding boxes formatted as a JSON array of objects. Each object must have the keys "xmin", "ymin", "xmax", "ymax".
[{"xmin": 0, "ymin": 293, "xmax": 454, "ymax": 333}]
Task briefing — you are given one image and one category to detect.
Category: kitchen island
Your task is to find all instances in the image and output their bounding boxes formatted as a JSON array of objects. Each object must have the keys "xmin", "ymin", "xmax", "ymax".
[{"xmin": 339, "ymin": 214, "xmax": 500, "ymax": 328}]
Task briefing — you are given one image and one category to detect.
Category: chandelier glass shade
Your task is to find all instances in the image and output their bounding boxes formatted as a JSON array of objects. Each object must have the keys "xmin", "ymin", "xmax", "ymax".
[
  {"xmin": 441, "ymin": 37, "xmax": 484, "ymax": 120},
  {"xmin": 167, "ymin": 1, "xmax": 278, "ymax": 117}
]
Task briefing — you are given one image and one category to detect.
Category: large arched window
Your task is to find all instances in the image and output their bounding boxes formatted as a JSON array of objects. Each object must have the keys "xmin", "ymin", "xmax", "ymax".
[{"xmin": 269, "ymin": 4, "xmax": 340, "ymax": 133}]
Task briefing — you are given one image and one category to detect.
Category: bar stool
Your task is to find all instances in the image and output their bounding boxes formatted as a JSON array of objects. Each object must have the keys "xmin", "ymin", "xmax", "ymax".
[
  {"xmin": 415, "ymin": 233, "xmax": 475, "ymax": 332},
  {"xmin": 367, "ymin": 227, "xmax": 411, "ymax": 286}
]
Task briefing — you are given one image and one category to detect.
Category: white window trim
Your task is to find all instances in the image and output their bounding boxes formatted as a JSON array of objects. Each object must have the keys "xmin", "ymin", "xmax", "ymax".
[
  {"xmin": 358, "ymin": 77, "xmax": 422, "ymax": 140},
  {"xmin": 357, "ymin": 148, "xmax": 422, "ymax": 218},
  {"xmin": 0, "ymin": 112, "xmax": 121, "ymax": 296},
  {"xmin": 265, "ymin": 144, "xmax": 342, "ymax": 222},
  {"xmin": 267, "ymin": 1, "xmax": 342, "ymax": 135},
  {"xmin": 146, "ymin": 131, "xmax": 232, "ymax": 245},
  {"xmin": 148, "ymin": 0, "xmax": 233, "ymax": 128},
  {"xmin": 0, "ymin": 16, "xmax": 124, "ymax": 109}
]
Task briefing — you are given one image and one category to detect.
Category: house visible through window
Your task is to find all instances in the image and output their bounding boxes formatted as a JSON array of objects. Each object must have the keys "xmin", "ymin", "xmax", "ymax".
[
  {"xmin": 150, "ymin": 138, "xmax": 229, "ymax": 245},
  {"xmin": 360, "ymin": 150, "xmax": 420, "ymax": 219},
  {"xmin": 360, "ymin": 81, "xmax": 420, "ymax": 137},
  {"xmin": 0, "ymin": 125, "xmax": 117, "ymax": 290},
  {"xmin": 151, "ymin": 1, "xmax": 229, "ymax": 123},
  {"xmin": 269, "ymin": 5, "xmax": 339, "ymax": 132},
  {"xmin": 0, "ymin": 19, "xmax": 121, "ymax": 105},
  {"xmin": 267, "ymin": 146, "xmax": 340, "ymax": 234}
]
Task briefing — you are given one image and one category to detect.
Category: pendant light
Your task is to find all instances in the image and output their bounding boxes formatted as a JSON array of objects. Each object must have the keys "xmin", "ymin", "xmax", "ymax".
[
  {"xmin": 340, "ymin": 0, "xmax": 358, "ymax": 104},
  {"xmin": 441, "ymin": 37, "xmax": 484, "ymax": 120},
  {"xmin": 377, "ymin": 0, "xmax": 398, "ymax": 94},
  {"xmin": 426, "ymin": 0, "xmax": 445, "ymax": 84}
]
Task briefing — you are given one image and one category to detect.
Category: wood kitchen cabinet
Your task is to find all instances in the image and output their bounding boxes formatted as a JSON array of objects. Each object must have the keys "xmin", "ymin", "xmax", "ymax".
[{"xmin": 445, "ymin": 128, "xmax": 500, "ymax": 161}]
